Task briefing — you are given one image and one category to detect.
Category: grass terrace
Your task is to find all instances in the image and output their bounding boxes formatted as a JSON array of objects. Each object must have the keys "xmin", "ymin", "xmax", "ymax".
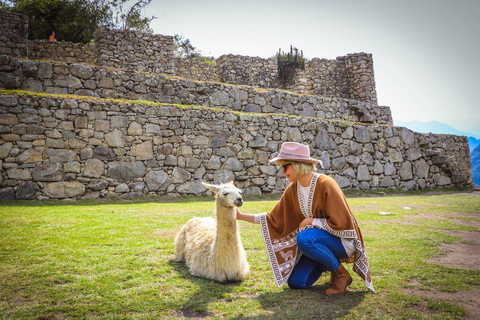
[{"xmin": 1, "ymin": 192, "xmax": 479, "ymax": 319}]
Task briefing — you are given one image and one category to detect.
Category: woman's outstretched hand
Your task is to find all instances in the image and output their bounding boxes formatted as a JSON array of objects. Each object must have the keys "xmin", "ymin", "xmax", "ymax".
[{"xmin": 299, "ymin": 218, "xmax": 314, "ymax": 228}]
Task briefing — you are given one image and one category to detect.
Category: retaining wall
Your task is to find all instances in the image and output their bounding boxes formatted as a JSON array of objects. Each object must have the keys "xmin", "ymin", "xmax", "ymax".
[
  {"xmin": 28, "ymin": 40, "xmax": 94, "ymax": 64},
  {"xmin": 0, "ymin": 10, "xmax": 28, "ymax": 58},
  {"xmin": 94, "ymin": 27, "xmax": 175, "ymax": 74},
  {"xmin": 0, "ymin": 92, "xmax": 471, "ymax": 200},
  {"xmin": 0, "ymin": 55, "xmax": 392, "ymax": 124}
]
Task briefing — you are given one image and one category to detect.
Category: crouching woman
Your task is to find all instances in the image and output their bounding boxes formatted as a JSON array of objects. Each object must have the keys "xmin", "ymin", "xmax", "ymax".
[{"xmin": 236, "ymin": 142, "xmax": 374, "ymax": 295}]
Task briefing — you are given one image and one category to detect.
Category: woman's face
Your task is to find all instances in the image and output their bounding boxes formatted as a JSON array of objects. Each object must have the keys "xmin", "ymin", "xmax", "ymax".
[{"xmin": 281, "ymin": 163, "xmax": 299, "ymax": 183}]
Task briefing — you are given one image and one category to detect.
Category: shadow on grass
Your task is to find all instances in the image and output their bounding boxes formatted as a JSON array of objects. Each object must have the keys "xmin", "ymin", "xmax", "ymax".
[
  {"xmin": 235, "ymin": 284, "xmax": 367, "ymax": 319},
  {"xmin": 168, "ymin": 259, "xmax": 242, "ymax": 318}
]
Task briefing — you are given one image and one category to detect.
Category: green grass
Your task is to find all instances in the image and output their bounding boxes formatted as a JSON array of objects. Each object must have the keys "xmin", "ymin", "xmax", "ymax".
[{"xmin": 1, "ymin": 193, "xmax": 479, "ymax": 319}]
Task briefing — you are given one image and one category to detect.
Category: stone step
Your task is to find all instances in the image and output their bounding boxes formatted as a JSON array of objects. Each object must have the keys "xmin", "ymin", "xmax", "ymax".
[{"xmin": 0, "ymin": 54, "xmax": 392, "ymax": 126}]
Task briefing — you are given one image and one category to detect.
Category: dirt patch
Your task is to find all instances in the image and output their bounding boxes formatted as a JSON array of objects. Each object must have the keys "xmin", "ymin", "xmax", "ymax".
[
  {"xmin": 403, "ymin": 287, "xmax": 480, "ymax": 320},
  {"xmin": 427, "ymin": 243, "xmax": 480, "ymax": 270},
  {"xmin": 419, "ymin": 212, "xmax": 480, "ymax": 271}
]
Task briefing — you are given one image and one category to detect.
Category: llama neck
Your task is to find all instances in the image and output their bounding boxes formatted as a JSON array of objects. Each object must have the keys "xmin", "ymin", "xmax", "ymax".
[{"xmin": 214, "ymin": 201, "xmax": 240, "ymax": 248}]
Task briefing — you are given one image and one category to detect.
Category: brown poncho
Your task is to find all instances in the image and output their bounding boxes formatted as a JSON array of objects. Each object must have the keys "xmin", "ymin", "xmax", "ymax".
[{"xmin": 259, "ymin": 173, "xmax": 374, "ymax": 291}]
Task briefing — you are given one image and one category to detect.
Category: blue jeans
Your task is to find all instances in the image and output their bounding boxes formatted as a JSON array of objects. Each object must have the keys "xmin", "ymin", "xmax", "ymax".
[{"xmin": 288, "ymin": 228, "xmax": 349, "ymax": 289}]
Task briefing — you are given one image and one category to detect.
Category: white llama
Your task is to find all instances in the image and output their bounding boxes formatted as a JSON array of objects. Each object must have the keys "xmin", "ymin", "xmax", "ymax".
[{"xmin": 174, "ymin": 181, "xmax": 250, "ymax": 282}]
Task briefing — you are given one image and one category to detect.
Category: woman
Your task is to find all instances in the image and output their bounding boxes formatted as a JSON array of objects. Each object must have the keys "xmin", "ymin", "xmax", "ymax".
[{"xmin": 236, "ymin": 142, "xmax": 374, "ymax": 295}]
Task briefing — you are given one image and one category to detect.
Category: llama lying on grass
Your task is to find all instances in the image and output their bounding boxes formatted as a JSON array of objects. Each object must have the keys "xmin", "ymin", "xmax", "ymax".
[{"xmin": 174, "ymin": 181, "xmax": 250, "ymax": 283}]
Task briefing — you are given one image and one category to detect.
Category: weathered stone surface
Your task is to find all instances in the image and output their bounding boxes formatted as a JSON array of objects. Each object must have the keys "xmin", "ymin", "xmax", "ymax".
[
  {"xmin": 54, "ymin": 75, "xmax": 81, "ymax": 88},
  {"xmin": 406, "ymin": 146, "xmax": 422, "ymax": 161},
  {"xmin": 15, "ymin": 181, "xmax": 38, "ymax": 200},
  {"xmin": 84, "ymin": 159, "xmax": 104, "ymax": 178},
  {"xmin": 177, "ymin": 180, "xmax": 204, "ymax": 194},
  {"xmin": 105, "ymin": 130, "xmax": 124, "ymax": 147},
  {"xmin": 7, "ymin": 168, "xmax": 31, "ymax": 180},
  {"xmin": 384, "ymin": 162, "xmax": 396, "ymax": 176},
  {"xmin": 0, "ymin": 142, "xmax": 13, "ymax": 159},
  {"xmin": 437, "ymin": 175, "xmax": 451, "ymax": 186},
  {"xmin": 0, "ymin": 95, "xmax": 18, "ymax": 107},
  {"xmin": 380, "ymin": 176, "xmax": 395, "ymax": 188},
  {"xmin": 0, "ymin": 114, "xmax": 18, "ymax": 125},
  {"xmin": 357, "ymin": 165, "xmax": 370, "ymax": 181},
  {"xmin": 17, "ymin": 149, "xmax": 42, "ymax": 163},
  {"xmin": 0, "ymin": 188, "xmax": 15, "ymax": 200},
  {"xmin": 69, "ymin": 64, "xmax": 94, "ymax": 79},
  {"xmin": 172, "ymin": 167, "xmax": 191, "ymax": 184},
  {"xmin": 37, "ymin": 62, "xmax": 53, "ymax": 79},
  {"xmin": 65, "ymin": 161, "xmax": 81, "ymax": 173},
  {"xmin": 107, "ymin": 161, "xmax": 146, "ymax": 183},
  {"xmin": 131, "ymin": 141, "xmax": 153, "ymax": 160},
  {"xmin": 209, "ymin": 91, "xmax": 229, "ymax": 106},
  {"xmin": 334, "ymin": 175, "xmax": 350, "ymax": 188},
  {"xmin": 93, "ymin": 145, "xmax": 116, "ymax": 161},
  {"xmin": 88, "ymin": 179, "xmax": 108, "ymax": 191},
  {"xmin": 221, "ymin": 158, "xmax": 244, "ymax": 171},
  {"xmin": 32, "ymin": 163, "xmax": 63, "ymax": 181},
  {"xmin": 44, "ymin": 181, "xmax": 85, "ymax": 198},
  {"xmin": 399, "ymin": 162, "xmax": 413, "ymax": 180},
  {"xmin": 21, "ymin": 79, "xmax": 43, "ymax": 92},
  {"xmin": 46, "ymin": 149, "xmax": 76, "ymax": 163},
  {"xmin": 314, "ymin": 126, "xmax": 337, "ymax": 149},
  {"xmin": 373, "ymin": 160, "xmax": 383, "ymax": 174},
  {"xmin": 144, "ymin": 170, "xmax": 170, "ymax": 191},
  {"xmin": 355, "ymin": 126, "xmax": 370, "ymax": 143},
  {"xmin": 401, "ymin": 127, "xmax": 415, "ymax": 145},
  {"xmin": 414, "ymin": 159, "xmax": 429, "ymax": 179},
  {"xmin": 128, "ymin": 122, "xmax": 142, "ymax": 136},
  {"xmin": 213, "ymin": 170, "xmax": 235, "ymax": 184}
]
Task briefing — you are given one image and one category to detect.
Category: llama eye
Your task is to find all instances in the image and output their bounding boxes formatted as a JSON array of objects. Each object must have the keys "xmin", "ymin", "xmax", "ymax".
[{"xmin": 222, "ymin": 192, "xmax": 229, "ymax": 196}]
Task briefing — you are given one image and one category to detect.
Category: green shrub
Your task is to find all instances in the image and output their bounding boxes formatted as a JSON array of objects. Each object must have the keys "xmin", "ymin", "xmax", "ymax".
[{"xmin": 277, "ymin": 46, "xmax": 306, "ymax": 88}]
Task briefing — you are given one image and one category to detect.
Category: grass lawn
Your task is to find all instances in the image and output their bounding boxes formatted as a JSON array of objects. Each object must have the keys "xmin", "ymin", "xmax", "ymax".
[{"xmin": 1, "ymin": 192, "xmax": 479, "ymax": 319}]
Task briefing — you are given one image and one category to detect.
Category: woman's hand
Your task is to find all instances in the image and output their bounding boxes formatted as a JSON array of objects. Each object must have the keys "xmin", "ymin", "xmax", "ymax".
[{"xmin": 299, "ymin": 218, "xmax": 314, "ymax": 228}]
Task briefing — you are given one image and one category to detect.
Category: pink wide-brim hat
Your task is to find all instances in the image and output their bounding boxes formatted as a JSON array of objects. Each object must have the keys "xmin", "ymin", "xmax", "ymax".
[{"xmin": 269, "ymin": 142, "xmax": 323, "ymax": 168}]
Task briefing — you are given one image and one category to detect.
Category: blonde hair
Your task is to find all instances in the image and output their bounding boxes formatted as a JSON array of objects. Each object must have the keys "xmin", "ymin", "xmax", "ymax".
[{"xmin": 277, "ymin": 160, "xmax": 316, "ymax": 175}]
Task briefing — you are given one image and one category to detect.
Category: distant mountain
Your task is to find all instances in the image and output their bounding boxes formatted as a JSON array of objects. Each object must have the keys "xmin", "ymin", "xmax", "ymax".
[
  {"xmin": 472, "ymin": 145, "xmax": 480, "ymax": 187},
  {"xmin": 395, "ymin": 120, "xmax": 480, "ymax": 153},
  {"xmin": 395, "ymin": 120, "xmax": 480, "ymax": 139},
  {"xmin": 468, "ymin": 137, "xmax": 480, "ymax": 153}
]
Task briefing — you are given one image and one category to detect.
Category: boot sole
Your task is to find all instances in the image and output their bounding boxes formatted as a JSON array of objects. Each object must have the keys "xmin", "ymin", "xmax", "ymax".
[{"xmin": 325, "ymin": 277, "xmax": 353, "ymax": 296}]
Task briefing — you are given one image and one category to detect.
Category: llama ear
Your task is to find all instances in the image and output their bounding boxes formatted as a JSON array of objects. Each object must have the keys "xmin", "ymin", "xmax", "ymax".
[{"xmin": 201, "ymin": 182, "xmax": 220, "ymax": 194}]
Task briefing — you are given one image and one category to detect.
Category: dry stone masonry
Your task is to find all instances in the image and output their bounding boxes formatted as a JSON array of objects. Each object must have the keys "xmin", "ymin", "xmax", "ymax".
[
  {"xmin": 94, "ymin": 27, "xmax": 175, "ymax": 74},
  {"xmin": 0, "ymin": 11, "xmax": 28, "ymax": 58},
  {"xmin": 28, "ymin": 40, "xmax": 94, "ymax": 64},
  {"xmin": 0, "ymin": 55, "xmax": 391, "ymax": 124},
  {"xmin": 0, "ymin": 10, "xmax": 473, "ymax": 200},
  {"xmin": 0, "ymin": 93, "xmax": 471, "ymax": 200}
]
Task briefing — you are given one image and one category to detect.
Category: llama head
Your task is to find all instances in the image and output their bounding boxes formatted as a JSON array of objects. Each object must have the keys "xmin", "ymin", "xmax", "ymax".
[{"xmin": 201, "ymin": 181, "xmax": 243, "ymax": 207}]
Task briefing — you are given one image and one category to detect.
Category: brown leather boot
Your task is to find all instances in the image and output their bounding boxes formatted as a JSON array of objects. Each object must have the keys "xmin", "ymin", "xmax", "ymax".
[{"xmin": 325, "ymin": 264, "xmax": 353, "ymax": 296}]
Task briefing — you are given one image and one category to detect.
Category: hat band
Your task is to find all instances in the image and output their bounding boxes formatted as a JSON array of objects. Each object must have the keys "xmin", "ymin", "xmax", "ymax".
[{"xmin": 277, "ymin": 152, "xmax": 314, "ymax": 161}]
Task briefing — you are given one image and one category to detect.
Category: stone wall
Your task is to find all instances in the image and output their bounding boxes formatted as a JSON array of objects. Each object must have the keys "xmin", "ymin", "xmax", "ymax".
[
  {"xmin": 174, "ymin": 58, "xmax": 219, "ymax": 82},
  {"xmin": 28, "ymin": 40, "xmax": 94, "ymax": 64},
  {"xmin": 0, "ymin": 55, "xmax": 392, "ymax": 125},
  {"xmin": 0, "ymin": 92, "xmax": 471, "ymax": 200},
  {"xmin": 175, "ymin": 52, "xmax": 377, "ymax": 105},
  {"xmin": 0, "ymin": 10, "xmax": 28, "ymax": 58},
  {"xmin": 94, "ymin": 27, "xmax": 175, "ymax": 74},
  {"xmin": 217, "ymin": 54, "xmax": 278, "ymax": 89}
]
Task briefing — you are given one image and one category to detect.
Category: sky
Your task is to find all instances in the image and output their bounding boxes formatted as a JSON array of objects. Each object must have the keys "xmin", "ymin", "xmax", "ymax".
[{"xmin": 144, "ymin": 0, "xmax": 480, "ymax": 137}]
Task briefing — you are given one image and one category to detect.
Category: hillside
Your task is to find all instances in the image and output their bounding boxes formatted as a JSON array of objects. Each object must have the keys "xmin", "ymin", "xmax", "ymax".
[{"xmin": 472, "ymin": 145, "xmax": 480, "ymax": 187}]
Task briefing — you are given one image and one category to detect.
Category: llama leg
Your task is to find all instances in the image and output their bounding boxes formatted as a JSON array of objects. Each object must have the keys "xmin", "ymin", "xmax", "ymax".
[{"xmin": 174, "ymin": 228, "xmax": 187, "ymax": 261}]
